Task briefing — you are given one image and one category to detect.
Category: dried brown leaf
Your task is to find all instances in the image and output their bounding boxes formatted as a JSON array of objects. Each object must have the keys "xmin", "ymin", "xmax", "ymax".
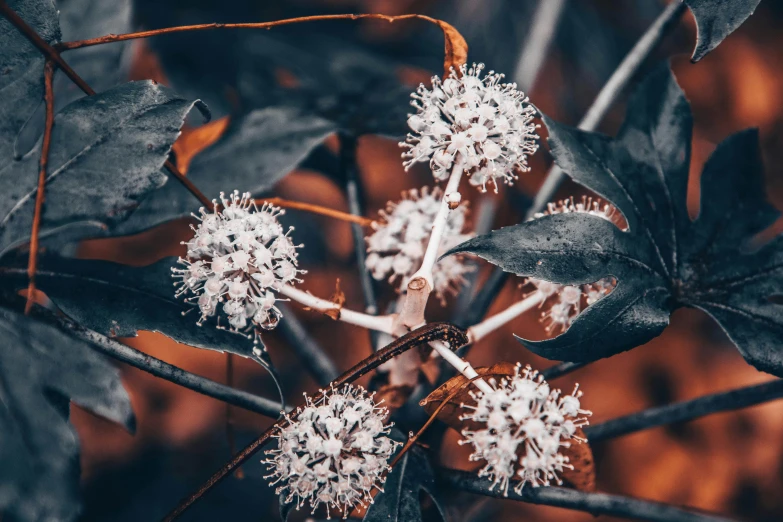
[
  {"xmin": 324, "ymin": 278, "xmax": 346, "ymax": 321},
  {"xmin": 375, "ymin": 383, "xmax": 414, "ymax": 411},
  {"xmin": 560, "ymin": 427, "xmax": 596, "ymax": 492},
  {"xmin": 172, "ymin": 116, "xmax": 230, "ymax": 174}
]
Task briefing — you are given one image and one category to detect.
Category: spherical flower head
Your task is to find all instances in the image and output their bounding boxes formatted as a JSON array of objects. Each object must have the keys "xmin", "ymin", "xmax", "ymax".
[
  {"xmin": 365, "ymin": 186, "xmax": 474, "ymax": 303},
  {"xmin": 400, "ymin": 62, "xmax": 539, "ymax": 193},
  {"xmin": 172, "ymin": 190, "xmax": 305, "ymax": 340},
  {"xmin": 264, "ymin": 385, "xmax": 401, "ymax": 518},
  {"xmin": 459, "ymin": 364, "xmax": 592, "ymax": 496},
  {"xmin": 527, "ymin": 196, "xmax": 620, "ymax": 333}
]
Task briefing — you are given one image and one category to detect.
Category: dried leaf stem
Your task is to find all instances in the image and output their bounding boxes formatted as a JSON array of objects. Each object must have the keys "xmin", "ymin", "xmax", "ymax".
[
  {"xmin": 161, "ymin": 323, "xmax": 468, "ymax": 521},
  {"xmin": 256, "ymin": 197, "xmax": 374, "ymax": 226},
  {"xmin": 24, "ymin": 59, "xmax": 55, "ymax": 314},
  {"xmin": 586, "ymin": 378, "xmax": 783, "ymax": 443},
  {"xmin": 441, "ymin": 468, "xmax": 735, "ymax": 522}
]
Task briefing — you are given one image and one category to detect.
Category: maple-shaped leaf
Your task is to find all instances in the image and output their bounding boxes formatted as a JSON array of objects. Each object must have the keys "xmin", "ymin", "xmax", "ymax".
[
  {"xmin": 448, "ymin": 63, "xmax": 783, "ymax": 376},
  {"xmin": 685, "ymin": 0, "xmax": 763, "ymax": 62},
  {"xmin": 0, "ymin": 306, "xmax": 133, "ymax": 522}
]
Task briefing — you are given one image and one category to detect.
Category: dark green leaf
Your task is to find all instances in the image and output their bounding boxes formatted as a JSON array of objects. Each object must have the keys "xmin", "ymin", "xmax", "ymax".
[
  {"xmin": 0, "ymin": 255, "xmax": 260, "ymax": 359},
  {"xmin": 0, "ymin": 80, "xmax": 203, "ymax": 257},
  {"xmin": 685, "ymin": 0, "xmax": 763, "ymax": 62},
  {"xmin": 0, "ymin": 0, "xmax": 61, "ymax": 160},
  {"xmin": 0, "ymin": 306, "xmax": 133, "ymax": 522},
  {"xmin": 111, "ymin": 106, "xmax": 336, "ymax": 235},
  {"xmin": 363, "ymin": 446, "xmax": 445, "ymax": 522},
  {"xmin": 449, "ymin": 63, "xmax": 783, "ymax": 375}
]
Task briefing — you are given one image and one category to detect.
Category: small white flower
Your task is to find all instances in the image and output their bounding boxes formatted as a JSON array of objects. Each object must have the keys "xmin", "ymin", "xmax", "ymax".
[
  {"xmin": 400, "ymin": 63, "xmax": 539, "ymax": 192},
  {"xmin": 264, "ymin": 385, "xmax": 401, "ymax": 519},
  {"xmin": 172, "ymin": 190, "xmax": 305, "ymax": 340},
  {"xmin": 365, "ymin": 186, "xmax": 474, "ymax": 302},
  {"xmin": 528, "ymin": 196, "xmax": 620, "ymax": 333},
  {"xmin": 459, "ymin": 364, "xmax": 592, "ymax": 496}
]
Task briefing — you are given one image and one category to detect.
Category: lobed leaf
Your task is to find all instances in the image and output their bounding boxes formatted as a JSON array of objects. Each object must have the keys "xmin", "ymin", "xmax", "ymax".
[{"xmin": 685, "ymin": 0, "xmax": 763, "ymax": 62}]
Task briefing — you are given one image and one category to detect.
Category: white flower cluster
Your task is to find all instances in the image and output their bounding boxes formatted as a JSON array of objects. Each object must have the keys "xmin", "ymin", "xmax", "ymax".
[
  {"xmin": 365, "ymin": 186, "xmax": 473, "ymax": 302},
  {"xmin": 264, "ymin": 385, "xmax": 401, "ymax": 518},
  {"xmin": 528, "ymin": 197, "xmax": 620, "ymax": 333},
  {"xmin": 460, "ymin": 364, "xmax": 591, "ymax": 495},
  {"xmin": 400, "ymin": 62, "xmax": 539, "ymax": 192},
  {"xmin": 172, "ymin": 191, "xmax": 304, "ymax": 338}
]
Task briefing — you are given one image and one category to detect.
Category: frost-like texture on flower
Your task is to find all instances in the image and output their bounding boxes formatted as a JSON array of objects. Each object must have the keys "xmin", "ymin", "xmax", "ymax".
[
  {"xmin": 400, "ymin": 62, "xmax": 539, "ymax": 192},
  {"xmin": 365, "ymin": 186, "xmax": 473, "ymax": 302},
  {"xmin": 264, "ymin": 385, "xmax": 401, "ymax": 518},
  {"xmin": 460, "ymin": 364, "xmax": 591, "ymax": 495},
  {"xmin": 528, "ymin": 197, "xmax": 621, "ymax": 333},
  {"xmin": 172, "ymin": 191, "xmax": 304, "ymax": 338}
]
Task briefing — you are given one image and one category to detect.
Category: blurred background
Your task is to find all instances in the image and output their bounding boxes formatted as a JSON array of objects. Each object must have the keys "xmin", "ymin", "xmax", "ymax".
[{"xmin": 67, "ymin": 0, "xmax": 783, "ymax": 520}]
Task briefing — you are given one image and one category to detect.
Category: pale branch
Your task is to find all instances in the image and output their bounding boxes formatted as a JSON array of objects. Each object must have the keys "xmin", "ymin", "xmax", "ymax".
[
  {"xmin": 586, "ymin": 379, "xmax": 783, "ymax": 443},
  {"xmin": 466, "ymin": 291, "xmax": 543, "ymax": 344},
  {"xmin": 33, "ymin": 307, "xmax": 283, "ymax": 418},
  {"xmin": 276, "ymin": 303, "xmax": 340, "ymax": 387},
  {"xmin": 278, "ymin": 284, "xmax": 395, "ymax": 334},
  {"xmin": 440, "ymin": 469, "xmax": 735, "ymax": 522},
  {"xmin": 162, "ymin": 323, "xmax": 469, "ymax": 521},
  {"xmin": 513, "ymin": 0, "xmax": 567, "ymax": 92},
  {"xmin": 410, "ymin": 161, "xmax": 464, "ymax": 291}
]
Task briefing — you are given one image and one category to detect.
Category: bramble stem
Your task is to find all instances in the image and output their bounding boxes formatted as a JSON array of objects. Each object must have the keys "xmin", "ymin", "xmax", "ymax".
[
  {"xmin": 410, "ymin": 162, "xmax": 464, "ymax": 292},
  {"xmin": 466, "ymin": 292, "xmax": 543, "ymax": 344},
  {"xmin": 278, "ymin": 285, "xmax": 395, "ymax": 334},
  {"xmin": 586, "ymin": 379, "xmax": 783, "ymax": 442},
  {"xmin": 161, "ymin": 323, "xmax": 468, "ymax": 521},
  {"xmin": 24, "ymin": 59, "xmax": 55, "ymax": 314},
  {"xmin": 441, "ymin": 468, "xmax": 735, "ymax": 522},
  {"xmin": 30, "ymin": 307, "xmax": 283, "ymax": 417}
]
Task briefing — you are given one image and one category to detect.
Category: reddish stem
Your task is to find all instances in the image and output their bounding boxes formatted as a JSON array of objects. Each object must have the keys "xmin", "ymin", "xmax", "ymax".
[{"xmin": 25, "ymin": 59, "xmax": 55, "ymax": 314}]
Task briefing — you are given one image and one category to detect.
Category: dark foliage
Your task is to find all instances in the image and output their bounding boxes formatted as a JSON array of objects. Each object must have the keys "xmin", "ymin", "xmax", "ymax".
[{"xmin": 449, "ymin": 63, "xmax": 783, "ymax": 376}]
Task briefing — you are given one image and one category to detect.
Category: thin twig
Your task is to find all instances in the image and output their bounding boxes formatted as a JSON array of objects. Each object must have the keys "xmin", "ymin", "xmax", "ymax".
[
  {"xmin": 276, "ymin": 303, "xmax": 339, "ymax": 387},
  {"xmin": 30, "ymin": 307, "xmax": 283, "ymax": 417},
  {"xmin": 161, "ymin": 323, "xmax": 468, "ymax": 521},
  {"xmin": 513, "ymin": 0, "xmax": 567, "ymax": 92},
  {"xmin": 340, "ymin": 131, "xmax": 381, "ymax": 352},
  {"xmin": 25, "ymin": 59, "xmax": 55, "ymax": 314},
  {"xmin": 257, "ymin": 197, "xmax": 374, "ymax": 226},
  {"xmin": 440, "ymin": 468, "xmax": 735, "ymax": 522},
  {"xmin": 586, "ymin": 379, "xmax": 783, "ymax": 443}
]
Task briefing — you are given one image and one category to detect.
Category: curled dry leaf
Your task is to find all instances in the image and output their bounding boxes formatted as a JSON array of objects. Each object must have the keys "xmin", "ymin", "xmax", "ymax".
[
  {"xmin": 326, "ymin": 278, "xmax": 346, "ymax": 320},
  {"xmin": 375, "ymin": 383, "xmax": 415, "ymax": 411},
  {"xmin": 420, "ymin": 362, "xmax": 596, "ymax": 491},
  {"xmin": 172, "ymin": 116, "xmax": 230, "ymax": 174}
]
